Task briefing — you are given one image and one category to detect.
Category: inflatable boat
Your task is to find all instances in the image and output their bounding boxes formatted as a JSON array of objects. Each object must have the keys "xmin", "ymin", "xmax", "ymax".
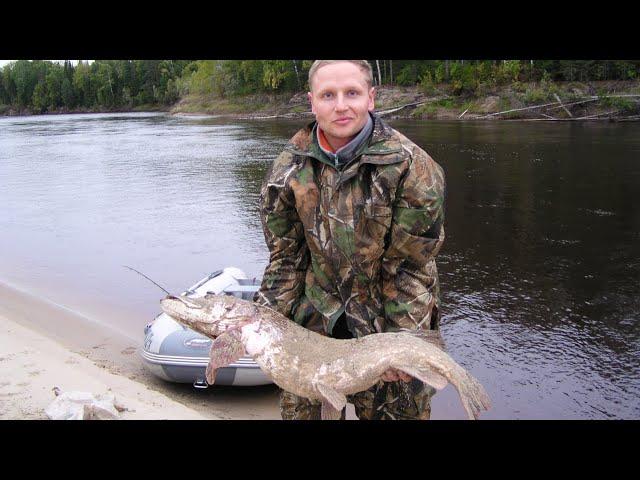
[{"xmin": 140, "ymin": 267, "xmax": 272, "ymax": 388}]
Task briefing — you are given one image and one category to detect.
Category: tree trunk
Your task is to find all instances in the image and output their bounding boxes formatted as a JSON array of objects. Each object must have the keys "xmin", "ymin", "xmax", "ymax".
[
  {"xmin": 293, "ymin": 60, "xmax": 301, "ymax": 89},
  {"xmin": 376, "ymin": 60, "xmax": 382, "ymax": 86},
  {"xmin": 107, "ymin": 70, "xmax": 113, "ymax": 96}
]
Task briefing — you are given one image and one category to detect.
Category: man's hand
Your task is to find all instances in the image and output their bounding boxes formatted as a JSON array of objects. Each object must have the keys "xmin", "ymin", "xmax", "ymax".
[{"xmin": 381, "ymin": 368, "xmax": 412, "ymax": 383}]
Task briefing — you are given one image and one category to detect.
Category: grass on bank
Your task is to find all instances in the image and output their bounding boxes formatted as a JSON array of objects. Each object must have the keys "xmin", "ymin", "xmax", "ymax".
[
  {"xmin": 410, "ymin": 79, "xmax": 639, "ymax": 119},
  {"xmin": 171, "ymin": 93, "xmax": 302, "ymax": 115}
]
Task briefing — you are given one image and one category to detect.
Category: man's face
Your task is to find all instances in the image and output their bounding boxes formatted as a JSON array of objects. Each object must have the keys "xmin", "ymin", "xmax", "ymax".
[{"xmin": 308, "ymin": 62, "xmax": 375, "ymax": 150}]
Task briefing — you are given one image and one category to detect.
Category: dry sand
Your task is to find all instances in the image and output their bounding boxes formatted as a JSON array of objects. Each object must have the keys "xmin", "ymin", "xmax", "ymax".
[
  {"xmin": 0, "ymin": 279, "xmax": 284, "ymax": 420},
  {"xmin": 0, "ymin": 312, "xmax": 209, "ymax": 419}
]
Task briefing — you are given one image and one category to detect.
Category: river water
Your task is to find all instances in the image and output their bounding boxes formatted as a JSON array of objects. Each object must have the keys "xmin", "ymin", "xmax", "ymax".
[{"xmin": 1, "ymin": 112, "xmax": 638, "ymax": 419}]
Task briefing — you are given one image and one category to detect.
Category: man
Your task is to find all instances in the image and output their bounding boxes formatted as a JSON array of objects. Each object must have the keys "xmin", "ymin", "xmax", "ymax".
[{"xmin": 254, "ymin": 60, "xmax": 446, "ymax": 420}]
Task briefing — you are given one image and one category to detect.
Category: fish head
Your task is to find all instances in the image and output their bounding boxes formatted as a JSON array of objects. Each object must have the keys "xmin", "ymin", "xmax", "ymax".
[{"xmin": 160, "ymin": 294, "xmax": 257, "ymax": 338}]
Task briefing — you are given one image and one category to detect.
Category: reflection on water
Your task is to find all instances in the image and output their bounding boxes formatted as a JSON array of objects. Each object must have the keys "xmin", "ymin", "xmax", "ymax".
[
  {"xmin": 0, "ymin": 113, "xmax": 638, "ymax": 419},
  {"xmin": 389, "ymin": 120, "xmax": 640, "ymax": 419}
]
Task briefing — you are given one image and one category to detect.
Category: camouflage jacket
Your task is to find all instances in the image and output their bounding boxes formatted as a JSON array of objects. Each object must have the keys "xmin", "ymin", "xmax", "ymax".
[{"xmin": 255, "ymin": 115, "xmax": 445, "ymax": 339}]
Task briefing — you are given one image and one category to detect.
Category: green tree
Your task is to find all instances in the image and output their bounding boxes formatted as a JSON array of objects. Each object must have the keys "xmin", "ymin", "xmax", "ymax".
[
  {"xmin": 12, "ymin": 60, "xmax": 39, "ymax": 108},
  {"xmin": 121, "ymin": 86, "xmax": 133, "ymax": 108},
  {"xmin": 237, "ymin": 60, "xmax": 264, "ymax": 94},
  {"xmin": 188, "ymin": 60, "xmax": 226, "ymax": 96},
  {"xmin": 44, "ymin": 66, "xmax": 65, "ymax": 110},
  {"xmin": 94, "ymin": 62, "xmax": 116, "ymax": 107},
  {"xmin": 32, "ymin": 80, "xmax": 49, "ymax": 112},
  {"xmin": 0, "ymin": 67, "xmax": 8, "ymax": 105},
  {"xmin": 61, "ymin": 77, "xmax": 75, "ymax": 108},
  {"xmin": 73, "ymin": 61, "xmax": 94, "ymax": 107},
  {"xmin": 136, "ymin": 60, "xmax": 161, "ymax": 104},
  {"xmin": 164, "ymin": 78, "xmax": 178, "ymax": 104},
  {"xmin": 300, "ymin": 60, "xmax": 313, "ymax": 89},
  {"xmin": 1, "ymin": 64, "xmax": 17, "ymax": 105},
  {"xmin": 63, "ymin": 60, "xmax": 74, "ymax": 84},
  {"xmin": 262, "ymin": 60, "xmax": 294, "ymax": 91}
]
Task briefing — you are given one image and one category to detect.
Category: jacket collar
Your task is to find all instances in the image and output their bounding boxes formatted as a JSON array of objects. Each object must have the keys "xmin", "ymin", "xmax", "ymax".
[{"xmin": 315, "ymin": 113, "xmax": 374, "ymax": 167}]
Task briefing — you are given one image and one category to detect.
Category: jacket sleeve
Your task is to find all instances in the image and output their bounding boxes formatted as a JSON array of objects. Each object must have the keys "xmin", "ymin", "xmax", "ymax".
[
  {"xmin": 253, "ymin": 151, "xmax": 309, "ymax": 319},
  {"xmin": 381, "ymin": 146, "xmax": 446, "ymax": 334}
]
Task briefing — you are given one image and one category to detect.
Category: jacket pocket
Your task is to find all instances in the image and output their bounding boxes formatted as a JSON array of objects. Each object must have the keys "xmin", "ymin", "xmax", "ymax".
[{"xmin": 361, "ymin": 203, "xmax": 393, "ymax": 259}]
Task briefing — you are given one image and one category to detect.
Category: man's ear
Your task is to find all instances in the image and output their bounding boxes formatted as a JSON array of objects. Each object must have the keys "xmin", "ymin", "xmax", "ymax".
[
  {"xmin": 368, "ymin": 87, "xmax": 376, "ymax": 111},
  {"xmin": 308, "ymin": 92, "xmax": 315, "ymax": 114}
]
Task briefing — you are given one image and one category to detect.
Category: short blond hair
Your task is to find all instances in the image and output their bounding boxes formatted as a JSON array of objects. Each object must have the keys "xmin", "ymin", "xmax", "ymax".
[{"xmin": 308, "ymin": 60, "xmax": 373, "ymax": 90}]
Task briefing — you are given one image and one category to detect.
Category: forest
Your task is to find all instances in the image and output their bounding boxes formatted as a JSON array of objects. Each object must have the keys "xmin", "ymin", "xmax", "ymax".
[{"xmin": 1, "ymin": 60, "xmax": 638, "ymax": 114}]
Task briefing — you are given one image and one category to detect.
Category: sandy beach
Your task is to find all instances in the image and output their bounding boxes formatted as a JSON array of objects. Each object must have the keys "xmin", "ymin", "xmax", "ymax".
[
  {"xmin": 0, "ymin": 311, "xmax": 210, "ymax": 419},
  {"xmin": 0, "ymin": 279, "xmax": 284, "ymax": 420}
]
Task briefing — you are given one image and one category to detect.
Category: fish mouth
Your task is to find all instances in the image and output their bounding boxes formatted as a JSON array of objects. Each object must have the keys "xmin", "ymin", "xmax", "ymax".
[{"xmin": 163, "ymin": 295, "xmax": 203, "ymax": 310}]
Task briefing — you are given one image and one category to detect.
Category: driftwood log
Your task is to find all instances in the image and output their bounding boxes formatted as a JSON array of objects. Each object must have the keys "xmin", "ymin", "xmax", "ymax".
[
  {"xmin": 480, "ymin": 95, "xmax": 640, "ymax": 120},
  {"xmin": 554, "ymin": 94, "xmax": 573, "ymax": 118}
]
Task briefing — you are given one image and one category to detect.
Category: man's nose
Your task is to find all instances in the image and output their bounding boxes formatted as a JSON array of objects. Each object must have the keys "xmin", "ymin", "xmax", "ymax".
[{"xmin": 334, "ymin": 93, "xmax": 348, "ymax": 111}]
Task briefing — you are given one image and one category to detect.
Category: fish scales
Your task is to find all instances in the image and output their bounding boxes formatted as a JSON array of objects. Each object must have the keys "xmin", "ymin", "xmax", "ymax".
[{"xmin": 160, "ymin": 293, "xmax": 491, "ymax": 420}]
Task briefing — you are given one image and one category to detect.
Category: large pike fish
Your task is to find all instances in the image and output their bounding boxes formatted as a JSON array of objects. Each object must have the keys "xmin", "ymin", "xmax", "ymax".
[{"xmin": 160, "ymin": 293, "xmax": 491, "ymax": 420}]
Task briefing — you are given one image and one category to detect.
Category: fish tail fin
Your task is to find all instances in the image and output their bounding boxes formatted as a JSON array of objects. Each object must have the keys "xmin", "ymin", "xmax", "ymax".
[{"xmin": 455, "ymin": 372, "xmax": 492, "ymax": 420}]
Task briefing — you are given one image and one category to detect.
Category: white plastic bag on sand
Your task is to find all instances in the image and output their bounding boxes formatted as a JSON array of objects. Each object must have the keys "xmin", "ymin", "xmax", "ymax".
[{"xmin": 45, "ymin": 387, "xmax": 125, "ymax": 420}]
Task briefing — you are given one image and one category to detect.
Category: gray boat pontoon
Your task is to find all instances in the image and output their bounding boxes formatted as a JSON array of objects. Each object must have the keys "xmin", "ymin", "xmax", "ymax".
[{"xmin": 141, "ymin": 267, "xmax": 272, "ymax": 388}]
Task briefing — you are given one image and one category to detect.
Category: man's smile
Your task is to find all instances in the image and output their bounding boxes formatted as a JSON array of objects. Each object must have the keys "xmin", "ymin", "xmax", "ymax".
[{"xmin": 334, "ymin": 117, "xmax": 353, "ymax": 125}]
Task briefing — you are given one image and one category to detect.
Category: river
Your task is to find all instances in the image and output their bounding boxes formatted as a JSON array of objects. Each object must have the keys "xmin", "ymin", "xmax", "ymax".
[{"xmin": 1, "ymin": 112, "xmax": 638, "ymax": 419}]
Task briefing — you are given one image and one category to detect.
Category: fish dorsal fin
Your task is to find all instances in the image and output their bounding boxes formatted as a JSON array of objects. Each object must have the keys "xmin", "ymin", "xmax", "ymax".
[
  {"xmin": 420, "ymin": 329, "xmax": 446, "ymax": 350},
  {"xmin": 399, "ymin": 329, "xmax": 446, "ymax": 350},
  {"xmin": 315, "ymin": 382, "xmax": 347, "ymax": 413},
  {"xmin": 205, "ymin": 329, "xmax": 245, "ymax": 385},
  {"xmin": 393, "ymin": 365, "xmax": 449, "ymax": 391}
]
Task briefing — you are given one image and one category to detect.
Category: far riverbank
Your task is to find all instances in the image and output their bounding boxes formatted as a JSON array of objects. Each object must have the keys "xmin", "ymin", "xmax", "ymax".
[
  {"xmin": 169, "ymin": 81, "xmax": 640, "ymax": 122},
  {"xmin": 3, "ymin": 81, "xmax": 639, "ymax": 122},
  {"xmin": 0, "ymin": 103, "xmax": 170, "ymax": 117}
]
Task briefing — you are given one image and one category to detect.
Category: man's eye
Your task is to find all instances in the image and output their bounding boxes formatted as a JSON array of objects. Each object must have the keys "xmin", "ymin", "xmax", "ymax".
[
  {"xmin": 348, "ymin": 90, "xmax": 359, "ymax": 96},
  {"xmin": 322, "ymin": 92, "xmax": 333, "ymax": 99}
]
